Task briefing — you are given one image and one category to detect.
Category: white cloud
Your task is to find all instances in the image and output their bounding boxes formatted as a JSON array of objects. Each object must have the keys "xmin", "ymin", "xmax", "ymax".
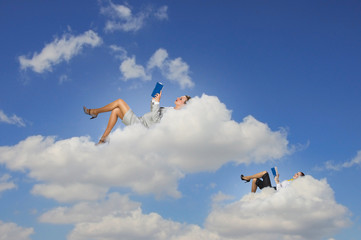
[
  {"xmin": 120, "ymin": 56, "xmax": 151, "ymax": 81},
  {"xmin": 323, "ymin": 161, "xmax": 342, "ymax": 171},
  {"xmin": 116, "ymin": 48, "xmax": 194, "ymax": 88},
  {"xmin": 111, "ymin": 4, "xmax": 132, "ymax": 18},
  {"xmin": 0, "ymin": 220, "xmax": 34, "ymax": 240},
  {"xmin": 323, "ymin": 150, "xmax": 361, "ymax": 171},
  {"xmin": 0, "ymin": 174, "xmax": 16, "ymax": 194},
  {"xmin": 39, "ymin": 193, "xmax": 140, "ymax": 224},
  {"xmin": 67, "ymin": 209, "xmax": 220, "ymax": 240},
  {"xmin": 165, "ymin": 57, "xmax": 194, "ymax": 89},
  {"xmin": 31, "ymin": 183, "xmax": 108, "ymax": 203},
  {"xmin": 109, "ymin": 44, "xmax": 128, "ymax": 60},
  {"xmin": 147, "ymin": 48, "xmax": 168, "ymax": 69},
  {"xmin": 342, "ymin": 150, "xmax": 361, "ymax": 167},
  {"xmin": 101, "ymin": 2, "xmax": 168, "ymax": 32},
  {"xmin": 205, "ymin": 176, "xmax": 351, "ymax": 240},
  {"xmin": 0, "ymin": 110, "xmax": 25, "ymax": 127},
  {"xmin": 59, "ymin": 74, "xmax": 71, "ymax": 84},
  {"xmin": 19, "ymin": 30, "xmax": 102, "ymax": 73},
  {"xmin": 147, "ymin": 48, "xmax": 194, "ymax": 89},
  {"xmin": 0, "ymin": 95, "xmax": 289, "ymax": 202},
  {"xmin": 37, "ymin": 177, "xmax": 350, "ymax": 240},
  {"xmin": 211, "ymin": 191, "xmax": 235, "ymax": 207},
  {"xmin": 154, "ymin": 6, "xmax": 168, "ymax": 20},
  {"xmin": 102, "ymin": 3, "xmax": 145, "ymax": 32},
  {"xmin": 40, "ymin": 192, "xmax": 220, "ymax": 240}
]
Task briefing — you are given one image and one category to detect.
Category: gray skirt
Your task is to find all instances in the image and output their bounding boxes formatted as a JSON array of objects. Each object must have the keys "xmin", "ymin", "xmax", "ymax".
[{"xmin": 122, "ymin": 109, "xmax": 149, "ymax": 128}]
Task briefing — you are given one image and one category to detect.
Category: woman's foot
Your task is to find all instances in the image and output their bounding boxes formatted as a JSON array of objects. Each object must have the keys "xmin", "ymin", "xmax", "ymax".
[
  {"xmin": 96, "ymin": 137, "xmax": 109, "ymax": 145},
  {"xmin": 240, "ymin": 174, "xmax": 250, "ymax": 183},
  {"xmin": 83, "ymin": 106, "xmax": 98, "ymax": 119}
]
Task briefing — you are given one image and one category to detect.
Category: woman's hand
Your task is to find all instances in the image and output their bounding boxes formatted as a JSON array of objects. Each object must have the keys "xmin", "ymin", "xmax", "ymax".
[
  {"xmin": 153, "ymin": 90, "xmax": 162, "ymax": 102},
  {"xmin": 274, "ymin": 174, "xmax": 280, "ymax": 184}
]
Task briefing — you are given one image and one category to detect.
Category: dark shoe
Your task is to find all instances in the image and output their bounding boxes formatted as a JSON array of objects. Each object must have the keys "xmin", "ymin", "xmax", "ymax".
[
  {"xmin": 83, "ymin": 106, "xmax": 98, "ymax": 119},
  {"xmin": 240, "ymin": 174, "xmax": 250, "ymax": 183},
  {"xmin": 96, "ymin": 137, "xmax": 109, "ymax": 146}
]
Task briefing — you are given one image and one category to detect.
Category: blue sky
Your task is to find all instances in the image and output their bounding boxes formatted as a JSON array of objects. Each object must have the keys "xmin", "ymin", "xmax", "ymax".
[{"xmin": 0, "ymin": 0, "xmax": 360, "ymax": 239}]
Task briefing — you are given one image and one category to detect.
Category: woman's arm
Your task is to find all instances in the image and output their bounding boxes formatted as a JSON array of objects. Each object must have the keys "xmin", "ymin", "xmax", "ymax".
[
  {"xmin": 151, "ymin": 91, "xmax": 162, "ymax": 110},
  {"xmin": 153, "ymin": 91, "xmax": 162, "ymax": 103},
  {"xmin": 274, "ymin": 174, "xmax": 280, "ymax": 184},
  {"xmin": 275, "ymin": 174, "xmax": 282, "ymax": 191},
  {"xmin": 150, "ymin": 92, "xmax": 163, "ymax": 122}
]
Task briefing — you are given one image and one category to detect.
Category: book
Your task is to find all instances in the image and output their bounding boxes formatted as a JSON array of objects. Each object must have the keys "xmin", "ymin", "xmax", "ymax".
[
  {"xmin": 151, "ymin": 82, "xmax": 163, "ymax": 97},
  {"xmin": 271, "ymin": 167, "xmax": 278, "ymax": 177}
]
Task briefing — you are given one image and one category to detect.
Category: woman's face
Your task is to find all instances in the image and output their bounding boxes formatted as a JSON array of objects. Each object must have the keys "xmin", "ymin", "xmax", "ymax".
[
  {"xmin": 293, "ymin": 172, "xmax": 303, "ymax": 179},
  {"xmin": 174, "ymin": 96, "xmax": 187, "ymax": 107}
]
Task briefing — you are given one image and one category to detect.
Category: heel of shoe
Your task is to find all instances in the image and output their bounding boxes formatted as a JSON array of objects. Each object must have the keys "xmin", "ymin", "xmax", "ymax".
[
  {"xmin": 83, "ymin": 106, "xmax": 98, "ymax": 119},
  {"xmin": 96, "ymin": 137, "xmax": 109, "ymax": 146},
  {"xmin": 240, "ymin": 174, "xmax": 250, "ymax": 183}
]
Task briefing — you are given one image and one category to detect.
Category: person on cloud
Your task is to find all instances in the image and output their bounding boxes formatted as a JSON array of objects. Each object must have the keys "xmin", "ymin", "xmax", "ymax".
[
  {"xmin": 83, "ymin": 91, "xmax": 191, "ymax": 145},
  {"xmin": 240, "ymin": 170, "xmax": 305, "ymax": 193}
]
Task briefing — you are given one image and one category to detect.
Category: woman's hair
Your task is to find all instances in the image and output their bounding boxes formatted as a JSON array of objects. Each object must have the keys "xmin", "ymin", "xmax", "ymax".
[
  {"xmin": 300, "ymin": 172, "xmax": 305, "ymax": 176},
  {"xmin": 184, "ymin": 95, "xmax": 191, "ymax": 104}
]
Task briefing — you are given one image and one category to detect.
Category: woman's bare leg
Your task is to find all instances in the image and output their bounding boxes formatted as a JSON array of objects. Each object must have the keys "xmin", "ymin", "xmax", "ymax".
[
  {"xmin": 241, "ymin": 170, "xmax": 268, "ymax": 193},
  {"xmin": 89, "ymin": 99, "xmax": 130, "ymax": 144},
  {"xmin": 242, "ymin": 171, "xmax": 268, "ymax": 182},
  {"xmin": 98, "ymin": 108, "xmax": 123, "ymax": 144},
  {"xmin": 251, "ymin": 179, "xmax": 258, "ymax": 193},
  {"xmin": 90, "ymin": 99, "xmax": 130, "ymax": 119}
]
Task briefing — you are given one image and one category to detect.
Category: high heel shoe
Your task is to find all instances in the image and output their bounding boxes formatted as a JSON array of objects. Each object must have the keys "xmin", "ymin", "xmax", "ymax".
[
  {"xmin": 96, "ymin": 137, "xmax": 109, "ymax": 146},
  {"xmin": 240, "ymin": 174, "xmax": 250, "ymax": 183},
  {"xmin": 83, "ymin": 106, "xmax": 98, "ymax": 119}
]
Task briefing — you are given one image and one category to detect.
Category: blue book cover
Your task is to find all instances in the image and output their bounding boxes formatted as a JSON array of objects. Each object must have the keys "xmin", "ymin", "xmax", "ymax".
[
  {"xmin": 151, "ymin": 82, "xmax": 163, "ymax": 97},
  {"xmin": 271, "ymin": 167, "xmax": 277, "ymax": 177}
]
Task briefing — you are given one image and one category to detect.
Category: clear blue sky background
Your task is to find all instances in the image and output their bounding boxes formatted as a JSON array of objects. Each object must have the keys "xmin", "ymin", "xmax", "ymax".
[{"xmin": 0, "ymin": 1, "xmax": 360, "ymax": 240}]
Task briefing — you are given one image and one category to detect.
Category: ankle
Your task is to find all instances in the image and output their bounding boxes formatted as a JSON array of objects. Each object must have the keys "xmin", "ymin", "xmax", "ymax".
[{"xmin": 96, "ymin": 137, "xmax": 108, "ymax": 145}]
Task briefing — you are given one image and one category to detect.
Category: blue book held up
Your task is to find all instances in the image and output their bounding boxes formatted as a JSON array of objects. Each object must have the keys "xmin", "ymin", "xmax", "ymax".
[
  {"xmin": 271, "ymin": 167, "xmax": 278, "ymax": 177},
  {"xmin": 151, "ymin": 82, "xmax": 163, "ymax": 97}
]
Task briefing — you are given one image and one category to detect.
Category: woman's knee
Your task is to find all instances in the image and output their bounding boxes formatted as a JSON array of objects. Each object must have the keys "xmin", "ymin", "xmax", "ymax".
[
  {"xmin": 115, "ymin": 98, "xmax": 125, "ymax": 106},
  {"xmin": 111, "ymin": 108, "xmax": 122, "ymax": 118},
  {"xmin": 115, "ymin": 99, "xmax": 130, "ymax": 112},
  {"xmin": 111, "ymin": 107, "xmax": 121, "ymax": 114},
  {"xmin": 112, "ymin": 104, "xmax": 129, "ymax": 120}
]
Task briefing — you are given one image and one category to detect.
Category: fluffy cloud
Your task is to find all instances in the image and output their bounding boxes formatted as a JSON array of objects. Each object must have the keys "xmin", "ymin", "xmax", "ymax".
[
  {"xmin": 324, "ymin": 150, "xmax": 361, "ymax": 171},
  {"xmin": 19, "ymin": 30, "xmax": 102, "ymax": 73},
  {"xmin": 0, "ymin": 110, "xmax": 25, "ymax": 127},
  {"xmin": 120, "ymin": 56, "xmax": 151, "ymax": 81},
  {"xmin": 38, "ymin": 193, "xmax": 140, "ymax": 224},
  {"xmin": 109, "ymin": 45, "xmax": 128, "ymax": 60},
  {"xmin": 39, "ymin": 192, "xmax": 221, "ymax": 240},
  {"xmin": 147, "ymin": 48, "xmax": 168, "ymax": 69},
  {"xmin": 0, "ymin": 174, "xmax": 16, "ymax": 194},
  {"xmin": 154, "ymin": 6, "xmax": 168, "ymax": 20},
  {"xmin": 118, "ymin": 48, "xmax": 194, "ymax": 89},
  {"xmin": 58, "ymin": 74, "xmax": 71, "ymax": 84},
  {"xmin": 101, "ymin": 1, "xmax": 168, "ymax": 32},
  {"xmin": 0, "ymin": 95, "xmax": 289, "ymax": 202},
  {"xmin": 67, "ymin": 210, "xmax": 220, "ymax": 240},
  {"xmin": 147, "ymin": 48, "xmax": 194, "ymax": 89},
  {"xmin": 205, "ymin": 176, "xmax": 351, "ymax": 240},
  {"xmin": 0, "ymin": 220, "xmax": 34, "ymax": 240},
  {"xmin": 38, "ymin": 177, "xmax": 350, "ymax": 240}
]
